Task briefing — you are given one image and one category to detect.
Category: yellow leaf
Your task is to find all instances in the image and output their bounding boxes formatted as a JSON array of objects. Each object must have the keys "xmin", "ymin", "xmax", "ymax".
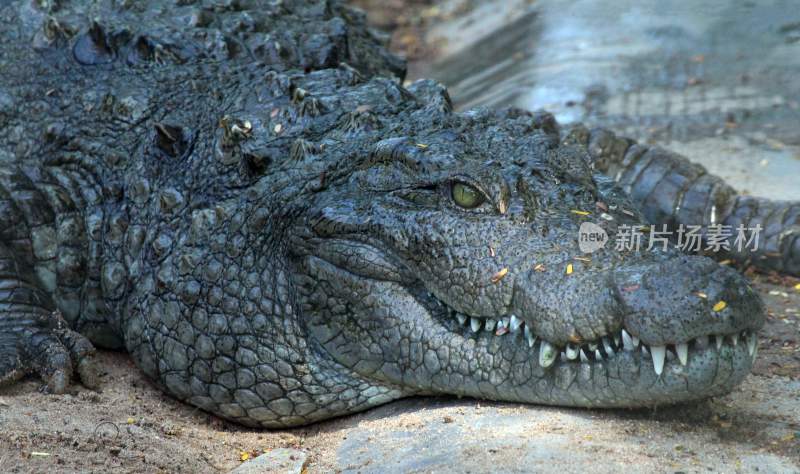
[
  {"xmin": 570, "ymin": 210, "xmax": 590, "ymax": 216},
  {"xmin": 713, "ymin": 301, "xmax": 727, "ymax": 312},
  {"xmin": 126, "ymin": 417, "xmax": 135, "ymax": 425},
  {"xmin": 416, "ymin": 143, "xmax": 428, "ymax": 149},
  {"xmin": 240, "ymin": 452, "xmax": 250, "ymax": 462},
  {"xmin": 566, "ymin": 263, "xmax": 574, "ymax": 275},
  {"xmin": 491, "ymin": 268, "xmax": 509, "ymax": 283},
  {"xmin": 794, "ymin": 283, "xmax": 800, "ymax": 291}
]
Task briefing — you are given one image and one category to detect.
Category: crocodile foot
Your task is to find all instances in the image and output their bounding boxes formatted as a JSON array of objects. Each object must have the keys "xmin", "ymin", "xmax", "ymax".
[{"xmin": 0, "ymin": 310, "xmax": 99, "ymax": 393}]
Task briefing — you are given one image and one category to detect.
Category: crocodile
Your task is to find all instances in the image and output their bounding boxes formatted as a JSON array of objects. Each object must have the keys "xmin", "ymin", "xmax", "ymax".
[{"xmin": 0, "ymin": 0, "xmax": 797, "ymax": 429}]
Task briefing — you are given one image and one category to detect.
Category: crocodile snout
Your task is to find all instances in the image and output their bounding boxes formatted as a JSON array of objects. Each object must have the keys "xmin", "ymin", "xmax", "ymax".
[{"xmin": 614, "ymin": 255, "xmax": 765, "ymax": 347}]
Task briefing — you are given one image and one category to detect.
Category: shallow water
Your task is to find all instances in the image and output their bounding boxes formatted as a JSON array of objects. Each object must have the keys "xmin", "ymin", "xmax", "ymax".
[{"xmin": 418, "ymin": 0, "xmax": 800, "ymax": 199}]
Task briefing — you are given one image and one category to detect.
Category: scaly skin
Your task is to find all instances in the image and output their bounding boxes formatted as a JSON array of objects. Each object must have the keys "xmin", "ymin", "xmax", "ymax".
[{"xmin": 0, "ymin": 0, "xmax": 785, "ymax": 428}]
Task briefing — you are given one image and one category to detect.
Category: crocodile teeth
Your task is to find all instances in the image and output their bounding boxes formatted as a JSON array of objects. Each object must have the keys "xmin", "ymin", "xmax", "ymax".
[
  {"xmin": 631, "ymin": 335, "xmax": 640, "ymax": 347},
  {"xmin": 676, "ymin": 343, "xmax": 688, "ymax": 366},
  {"xmin": 524, "ymin": 325, "xmax": 536, "ymax": 347},
  {"xmin": 695, "ymin": 335, "xmax": 709, "ymax": 348},
  {"xmin": 587, "ymin": 342, "xmax": 598, "ymax": 351},
  {"xmin": 594, "ymin": 349, "xmax": 603, "ymax": 360},
  {"xmin": 470, "ymin": 317, "xmax": 482, "ymax": 332},
  {"xmin": 602, "ymin": 337, "xmax": 615, "ymax": 355},
  {"xmin": 495, "ymin": 318, "xmax": 509, "ymax": 336},
  {"xmin": 456, "ymin": 313, "xmax": 467, "ymax": 325},
  {"xmin": 715, "ymin": 335, "xmax": 723, "ymax": 350},
  {"xmin": 613, "ymin": 334, "xmax": 620, "ymax": 347},
  {"xmin": 509, "ymin": 315, "xmax": 522, "ymax": 332},
  {"xmin": 729, "ymin": 334, "xmax": 738, "ymax": 347},
  {"xmin": 484, "ymin": 319, "xmax": 497, "ymax": 332},
  {"xmin": 651, "ymin": 345, "xmax": 666, "ymax": 375},
  {"xmin": 747, "ymin": 332, "xmax": 757, "ymax": 357},
  {"xmin": 566, "ymin": 344, "xmax": 579, "ymax": 360},
  {"xmin": 641, "ymin": 345, "xmax": 650, "ymax": 359},
  {"xmin": 539, "ymin": 341, "xmax": 557, "ymax": 368},
  {"xmin": 579, "ymin": 349, "xmax": 589, "ymax": 362},
  {"xmin": 621, "ymin": 329, "xmax": 635, "ymax": 351}
]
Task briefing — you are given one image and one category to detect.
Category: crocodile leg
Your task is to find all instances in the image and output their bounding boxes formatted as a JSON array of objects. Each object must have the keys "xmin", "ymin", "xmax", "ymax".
[
  {"xmin": 0, "ymin": 241, "xmax": 98, "ymax": 392},
  {"xmin": 566, "ymin": 125, "xmax": 800, "ymax": 276}
]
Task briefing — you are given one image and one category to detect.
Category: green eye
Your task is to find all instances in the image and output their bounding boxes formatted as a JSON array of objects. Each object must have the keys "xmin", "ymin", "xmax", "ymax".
[{"xmin": 451, "ymin": 182, "xmax": 485, "ymax": 209}]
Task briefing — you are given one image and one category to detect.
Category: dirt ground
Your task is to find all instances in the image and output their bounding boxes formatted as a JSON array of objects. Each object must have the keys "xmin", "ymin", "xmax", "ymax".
[{"xmin": 1, "ymin": 273, "xmax": 798, "ymax": 473}]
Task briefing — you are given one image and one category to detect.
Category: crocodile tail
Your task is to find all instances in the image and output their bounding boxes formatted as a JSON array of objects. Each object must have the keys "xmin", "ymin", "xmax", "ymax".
[{"xmin": 565, "ymin": 124, "xmax": 800, "ymax": 276}]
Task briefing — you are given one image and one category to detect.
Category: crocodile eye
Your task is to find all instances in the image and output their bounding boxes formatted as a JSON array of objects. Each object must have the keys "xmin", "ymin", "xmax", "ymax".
[{"xmin": 451, "ymin": 182, "xmax": 484, "ymax": 209}]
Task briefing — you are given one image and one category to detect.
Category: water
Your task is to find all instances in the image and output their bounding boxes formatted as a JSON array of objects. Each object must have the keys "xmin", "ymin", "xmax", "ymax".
[{"xmin": 417, "ymin": 0, "xmax": 800, "ymax": 200}]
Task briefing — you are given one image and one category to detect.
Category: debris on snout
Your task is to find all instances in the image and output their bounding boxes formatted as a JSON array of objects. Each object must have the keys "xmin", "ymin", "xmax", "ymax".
[
  {"xmin": 30, "ymin": 452, "xmax": 51, "ymax": 457},
  {"xmin": 595, "ymin": 201, "xmax": 608, "ymax": 211},
  {"xmin": 713, "ymin": 301, "xmax": 727, "ymax": 312},
  {"xmin": 695, "ymin": 292, "xmax": 708, "ymax": 299},
  {"xmin": 533, "ymin": 263, "xmax": 545, "ymax": 272},
  {"xmin": 489, "ymin": 246, "xmax": 495, "ymax": 257},
  {"xmin": 573, "ymin": 257, "xmax": 591, "ymax": 263},
  {"xmin": 571, "ymin": 210, "xmax": 590, "ymax": 216},
  {"xmin": 566, "ymin": 263, "xmax": 574, "ymax": 275},
  {"xmin": 622, "ymin": 208, "xmax": 636, "ymax": 217},
  {"xmin": 416, "ymin": 143, "xmax": 428, "ymax": 149},
  {"xmin": 621, "ymin": 284, "xmax": 640, "ymax": 292},
  {"xmin": 491, "ymin": 268, "xmax": 508, "ymax": 283}
]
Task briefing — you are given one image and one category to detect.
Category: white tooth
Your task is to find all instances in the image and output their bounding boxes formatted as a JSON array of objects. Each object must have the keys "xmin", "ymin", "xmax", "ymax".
[
  {"xmin": 509, "ymin": 315, "xmax": 522, "ymax": 332},
  {"xmin": 579, "ymin": 349, "xmax": 589, "ymax": 362},
  {"xmin": 631, "ymin": 336, "xmax": 640, "ymax": 347},
  {"xmin": 651, "ymin": 346, "xmax": 666, "ymax": 375},
  {"xmin": 470, "ymin": 317, "xmax": 482, "ymax": 332},
  {"xmin": 613, "ymin": 334, "xmax": 620, "ymax": 347},
  {"xmin": 456, "ymin": 313, "xmax": 467, "ymax": 325},
  {"xmin": 715, "ymin": 335, "xmax": 723, "ymax": 350},
  {"xmin": 484, "ymin": 319, "xmax": 497, "ymax": 332},
  {"xmin": 729, "ymin": 334, "xmax": 738, "ymax": 347},
  {"xmin": 641, "ymin": 345, "xmax": 651, "ymax": 359},
  {"xmin": 747, "ymin": 332, "xmax": 757, "ymax": 357},
  {"xmin": 695, "ymin": 335, "xmax": 709, "ymax": 348},
  {"xmin": 588, "ymin": 343, "xmax": 598, "ymax": 351},
  {"xmin": 595, "ymin": 349, "xmax": 603, "ymax": 360},
  {"xmin": 539, "ymin": 341, "xmax": 557, "ymax": 368},
  {"xmin": 602, "ymin": 337, "xmax": 615, "ymax": 355},
  {"xmin": 566, "ymin": 344, "xmax": 579, "ymax": 360},
  {"xmin": 524, "ymin": 325, "xmax": 536, "ymax": 347},
  {"xmin": 621, "ymin": 329, "xmax": 634, "ymax": 351},
  {"xmin": 676, "ymin": 343, "xmax": 688, "ymax": 366}
]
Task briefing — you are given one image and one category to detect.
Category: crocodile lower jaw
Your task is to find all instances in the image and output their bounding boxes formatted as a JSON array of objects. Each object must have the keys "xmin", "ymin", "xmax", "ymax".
[{"xmin": 446, "ymin": 308, "xmax": 758, "ymax": 376}]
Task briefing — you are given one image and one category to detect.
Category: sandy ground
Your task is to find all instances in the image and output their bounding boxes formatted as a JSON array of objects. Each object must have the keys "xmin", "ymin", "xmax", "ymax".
[{"xmin": 1, "ymin": 275, "xmax": 798, "ymax": 473}]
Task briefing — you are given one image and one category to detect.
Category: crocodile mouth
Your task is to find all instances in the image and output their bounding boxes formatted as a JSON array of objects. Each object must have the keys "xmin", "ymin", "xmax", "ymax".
[{"xmin": 427, "ymin": 294, "xmax": 759, "ymax": 377}]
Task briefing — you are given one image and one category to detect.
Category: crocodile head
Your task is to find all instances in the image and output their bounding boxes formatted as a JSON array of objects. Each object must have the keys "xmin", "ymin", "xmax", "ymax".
[{"xmin": 291, "ymin": 103, "xmax": 765, "ymax": 409}]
